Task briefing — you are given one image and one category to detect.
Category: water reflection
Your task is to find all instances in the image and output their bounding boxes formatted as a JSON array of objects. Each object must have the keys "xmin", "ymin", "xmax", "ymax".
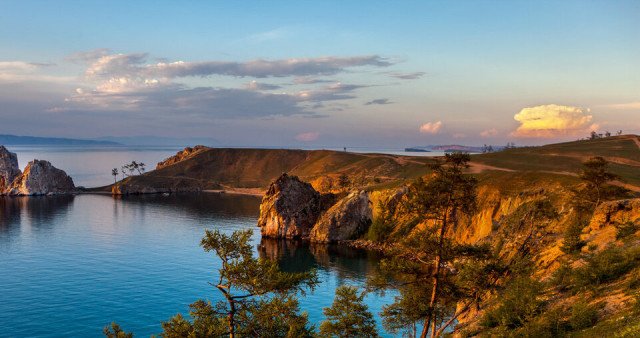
[
  {"xmin": 258, "ymin": 238, "xmax": 382, "ymax": 283},
  {"xmin": 0, "ymin": 195, "xmax": 75, "ymax": 233},
  {"xmin": 114, "ymin": 192, "xmax": 261, "ymax": 219}
]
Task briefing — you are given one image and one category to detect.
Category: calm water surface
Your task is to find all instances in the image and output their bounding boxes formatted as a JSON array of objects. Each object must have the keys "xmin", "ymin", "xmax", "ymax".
[{"xmin": 0, "ymin": 193, "xmax": 395, "ymax": 337}]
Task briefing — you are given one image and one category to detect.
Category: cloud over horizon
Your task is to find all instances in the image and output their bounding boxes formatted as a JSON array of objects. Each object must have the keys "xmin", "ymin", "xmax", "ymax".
[
  {"xmin": 419, "ymin": 121, "xmax": 442, "ymax": 134},
  {"xmin": 511, "ymin": 104, "xmax": 594, "ymax": 138},
  {"xmin": 295, "ymin": 132, "xmax": 320, "ymax": 141},
  {"xmin": 57, "ymin": 50, "xmax": 398, "ymax": 120}
]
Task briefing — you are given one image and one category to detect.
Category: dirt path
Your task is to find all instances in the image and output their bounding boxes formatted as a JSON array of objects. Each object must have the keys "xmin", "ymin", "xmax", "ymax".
[{"xmin": 467, "ymin": 163, "xmax": 516, "ymax": 173}]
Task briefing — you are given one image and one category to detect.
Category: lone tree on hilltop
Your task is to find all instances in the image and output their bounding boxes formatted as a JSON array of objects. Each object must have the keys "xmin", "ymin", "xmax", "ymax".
[
  {"xmin": 578, "ymin": 156, "xmax": 629, "ymax": 208},
  {"xmin": 111, "ymin": 168, "xmax": 118, "ymax": 184}
]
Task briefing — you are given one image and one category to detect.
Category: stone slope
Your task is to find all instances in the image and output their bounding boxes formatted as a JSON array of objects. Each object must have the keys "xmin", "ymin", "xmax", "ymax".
[
  {"xmin": 5, "ymin": 160, "xmax": 75, "ymax": 195},
  {"xmin": 0, "ymin": 145, "xmax": 21, "ymax": 191}
]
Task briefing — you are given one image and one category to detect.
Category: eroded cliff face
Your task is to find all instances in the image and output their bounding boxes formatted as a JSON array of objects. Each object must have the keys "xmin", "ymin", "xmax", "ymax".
[
  {"xmin": 0, "ymin": 146, "xmax": 21, "ymax": 192},
  {"xmin": 258, "ymin": 174, "xmax": 332, "ymax": 239},
  {"xmin": 156, "ymin": 145, "xmax": 208, "ymax": 170},
  {"xmin": 311, "ymin": 190, "xmax": 372, "ymax": 243},
  {"xmin": 5, "ymin": 160, "xmax": 75, "ymax": 195},
  {"xmin": 257, "ymin": 174, "xmax": 372, "ymax": 242}
]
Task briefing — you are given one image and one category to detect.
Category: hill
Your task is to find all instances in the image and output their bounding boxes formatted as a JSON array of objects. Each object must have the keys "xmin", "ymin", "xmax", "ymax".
[
  {"xmin": 108, "ymin": 148, "xmax": 434, "ymax": 194},
  {"xmin": 471, "ymin": 135, "xmax": 640, "ymax": 189}
]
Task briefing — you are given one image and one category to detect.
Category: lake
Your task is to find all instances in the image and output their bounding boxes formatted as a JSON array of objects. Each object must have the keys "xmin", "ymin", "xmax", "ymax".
[
  {"xmin": 0, "ymin": 192, "xmax": 397, "ymax": 337},
  {"xmin": 0, "ymin": 145, "xmax": 424, "ymax": 336}
]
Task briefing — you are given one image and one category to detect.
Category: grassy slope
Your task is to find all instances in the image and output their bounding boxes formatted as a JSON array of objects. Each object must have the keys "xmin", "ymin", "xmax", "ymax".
[
  {"xmin": 472, "ymin": 135, "xmax": 640, "ymax": 186},
  {"xmin": 115, "ymin": 148, "xmax": 434, "ymax": 192}
]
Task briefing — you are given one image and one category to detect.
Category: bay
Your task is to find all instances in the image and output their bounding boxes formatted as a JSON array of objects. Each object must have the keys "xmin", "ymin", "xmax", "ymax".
[{"xmin": 0, "ymin": 193, "xmax": 395, "ymax": 337}]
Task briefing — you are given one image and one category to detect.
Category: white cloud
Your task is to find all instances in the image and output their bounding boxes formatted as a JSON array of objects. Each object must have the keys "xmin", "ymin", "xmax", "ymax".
[
  {"xmin": 295, "ymin": 132, "xmax": 320, "ymax": 141},
  {"xmin": 480, "ymin": 128, "xmax": 498, "ymax": 137},
  {"xmin": 419, "ymin": 121, "xmax": 442, "ymax": 134},
  {"xmin": 511, "ymin": 104, "xmax": 593, "ymax": 138}
]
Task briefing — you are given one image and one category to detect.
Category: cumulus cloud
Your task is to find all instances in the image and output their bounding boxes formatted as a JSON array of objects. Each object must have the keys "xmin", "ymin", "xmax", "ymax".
[
  {"xmin": 292, "ymin": 76, "xmax": 333, "ymax": 84},
  {"xmin": 365, "ymin": 98, "xmax": 392, "ymax": 105},
  {"xmin": 480, "ymin": 128, "xmax": 498, "ymax": 137},
  {"xmin": 419, "ymin": 121, "xmax": 442, "ymax": 134},
  {"xmin": 511, "ymin": 104, "xmax": 593, "ymax": 138},
  {"xmin": 295, "ymin": 132, "xmax": 320, "ymax": 141}
]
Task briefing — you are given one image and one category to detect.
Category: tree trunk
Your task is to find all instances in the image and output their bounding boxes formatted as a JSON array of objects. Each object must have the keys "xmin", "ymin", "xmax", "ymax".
[{"xmin": 434, "ymin": 301, "xmax": 471, "ymax": 337}]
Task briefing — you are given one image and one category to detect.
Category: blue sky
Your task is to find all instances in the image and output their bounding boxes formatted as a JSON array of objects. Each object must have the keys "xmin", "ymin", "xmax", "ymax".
[{"xmin": 1, "ymin": 1, "xmax": 638, "ymax": 147}]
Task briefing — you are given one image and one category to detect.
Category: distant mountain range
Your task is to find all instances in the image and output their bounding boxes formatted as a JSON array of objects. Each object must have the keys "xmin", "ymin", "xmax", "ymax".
[
  {"xmin": 0, "ymin": 134, "xmax": 221, "ymax": 147},
  {"xmin": 95, "ymin": 136, "xmax": 220, "ymax": 146},
  {"xmin": 0, "ymin": 134, "xmax": 120, "ymax": 146}
]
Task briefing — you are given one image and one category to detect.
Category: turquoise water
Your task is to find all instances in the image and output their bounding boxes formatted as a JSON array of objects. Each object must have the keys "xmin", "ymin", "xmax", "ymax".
[{"xmin": 0, "ymin": 193, "xmax": 394, "ymax": 337}]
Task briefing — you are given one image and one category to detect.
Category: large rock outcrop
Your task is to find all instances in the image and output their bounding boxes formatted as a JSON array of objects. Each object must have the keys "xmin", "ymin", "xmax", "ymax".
[
  {"xmin": 156, "ymin": 145, "xmax": 208, "ymax": 170},
  {"xmin": 258, "ymin": 174, "xmax": 332, "ymax": 239},
  {"xmin": 0, "ymin": 145, "xmax": 21, "ymax": 191},
  {"xmin": 310, "ymin": 190, "xmax": 373, "ymax": 243},
  {"xmin": 5, "ymin": 160, "xmax": 75, "ymax": 195},
  {"xmin": 258, "ymin": 174, "xmax": 373, "ymax": 242}
]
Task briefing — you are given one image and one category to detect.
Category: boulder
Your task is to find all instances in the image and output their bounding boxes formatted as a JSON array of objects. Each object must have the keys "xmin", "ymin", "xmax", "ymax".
[
  {"xmin": 258, "ymin": 173, "xmax": 335, "ymax": 239},
  {"xmin": 310, "ymin": 190, "xmax": 373, "ymax": 243},
  {"xmin": 0, "ymin": 145, "xmax": 21, "ymax": 192},
  {"xmin": 5, "ymin": 160, "xmax": 75, "ymax": 195}
]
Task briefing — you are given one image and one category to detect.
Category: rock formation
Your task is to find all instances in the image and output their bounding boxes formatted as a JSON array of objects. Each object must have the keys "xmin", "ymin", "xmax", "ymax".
[
  {"xmin": 0, "ymin": 145, "xmax": 21, "ymax": 192},
  {"xmin": 258, "ymin": 174, "xmax": 328, "ymax": 238},
  {"xmin": 5, "ymin": 160, "xmax": 75, "ymax": 195},
  {"xmin": 258, "ymin": 173, "xmax": 373, "ymax": 242},
  {"xmin": 156, "ymin": 145, "xmax": 208, "ymax": 170},
  {"xmin": 310, "ymin": 190, "xmax": 372, "ymax": 243}
]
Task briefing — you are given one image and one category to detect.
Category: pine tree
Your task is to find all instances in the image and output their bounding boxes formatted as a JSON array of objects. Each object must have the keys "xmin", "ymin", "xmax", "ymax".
[
  {"xmin": 158, "ymin": 229, "xmax": 318, "ymax": 337},
  {"xmin": 319, "ymin": 285, "xmax": 380, "ymax": 338}
]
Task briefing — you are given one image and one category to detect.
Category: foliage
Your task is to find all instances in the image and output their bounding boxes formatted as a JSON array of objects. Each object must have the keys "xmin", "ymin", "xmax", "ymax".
[
  {"xmin": 615, "ymin": 221, "xmax": 639, "ymax": 240},
  {"xmin": 102, "ymin": 322, "xmax": 133, "ymax": 338},
  {"xmin": 319, "ymin": 285, "xmax": 380, "ymax": 338},
  {"xmin": 369, "ymin": 153, "xmax": 501, "ymax": 338},
  {"xmin": 338, "ymin": 172, "xmax": 351, "ymax": 191},
  {"xmin": 560, "ymin": 221, "xmax": 586, "ymax": 255},
  {"xmin": 157, "ymin": 229, "xmax": 319, "ymax": 337},
  {"xmin": 481, "ymin": 274, "xmax": 545, "ymax": 330},
  {"xmin": 120, "ymin": 161, "xmax": 146, "ymax": 178},
  {"xmin": 367, "ymin": 197, "xmax": 395, "ymax": 242},
  {"xmin": 569, "ymin": 300, "xmax": 599, "ymax": 330},
  {"xmin": 573, "ymin": 156, "xmax": 630, "ymax": 209}
]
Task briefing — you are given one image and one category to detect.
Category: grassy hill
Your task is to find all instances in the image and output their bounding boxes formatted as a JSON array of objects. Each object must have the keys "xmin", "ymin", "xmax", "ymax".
[
  {"xmin": 107, "ymin": 148, "xmax": 434, "ymax": 193},
  {"xmin": 104, "ymin": 135, "xmax": 640, "ymax": 194},
  {"xmin": 472, "ymin": 135, "xmax": 640, "ymax": 187}
]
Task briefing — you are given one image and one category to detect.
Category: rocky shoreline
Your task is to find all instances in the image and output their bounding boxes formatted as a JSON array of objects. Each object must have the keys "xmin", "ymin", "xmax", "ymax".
[{"xmin": 0, "ymin": 145, "xmax": 75, "ymax": 196}]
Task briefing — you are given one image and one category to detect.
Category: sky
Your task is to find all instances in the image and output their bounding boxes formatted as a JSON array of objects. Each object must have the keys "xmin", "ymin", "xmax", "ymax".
[{"xmin": 1, "ymin": 0, "xmax": 638, "ymax": 148}]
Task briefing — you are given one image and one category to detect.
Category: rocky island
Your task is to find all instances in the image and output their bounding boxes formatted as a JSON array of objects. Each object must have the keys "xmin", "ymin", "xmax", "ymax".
[{"xmin": 0, "ymin": 145, "xmax": 75, "ymax": 196}]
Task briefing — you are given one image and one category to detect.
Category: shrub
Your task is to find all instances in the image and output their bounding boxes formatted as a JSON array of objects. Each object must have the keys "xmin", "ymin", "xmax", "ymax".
[
  {"xmin": 569, "ymin": 301, "xmax": 599, "ymax": 330},
  {"xmin": 560, "ymin": 222, "xmax": 586, "ymax": 255},
  {"xmin": 615, "ymin": 221, "xmax": 638, "ymax": 240},
  {"xmin": 481, "ymin": 275, "xmax": 545, "ymax": 329}
]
